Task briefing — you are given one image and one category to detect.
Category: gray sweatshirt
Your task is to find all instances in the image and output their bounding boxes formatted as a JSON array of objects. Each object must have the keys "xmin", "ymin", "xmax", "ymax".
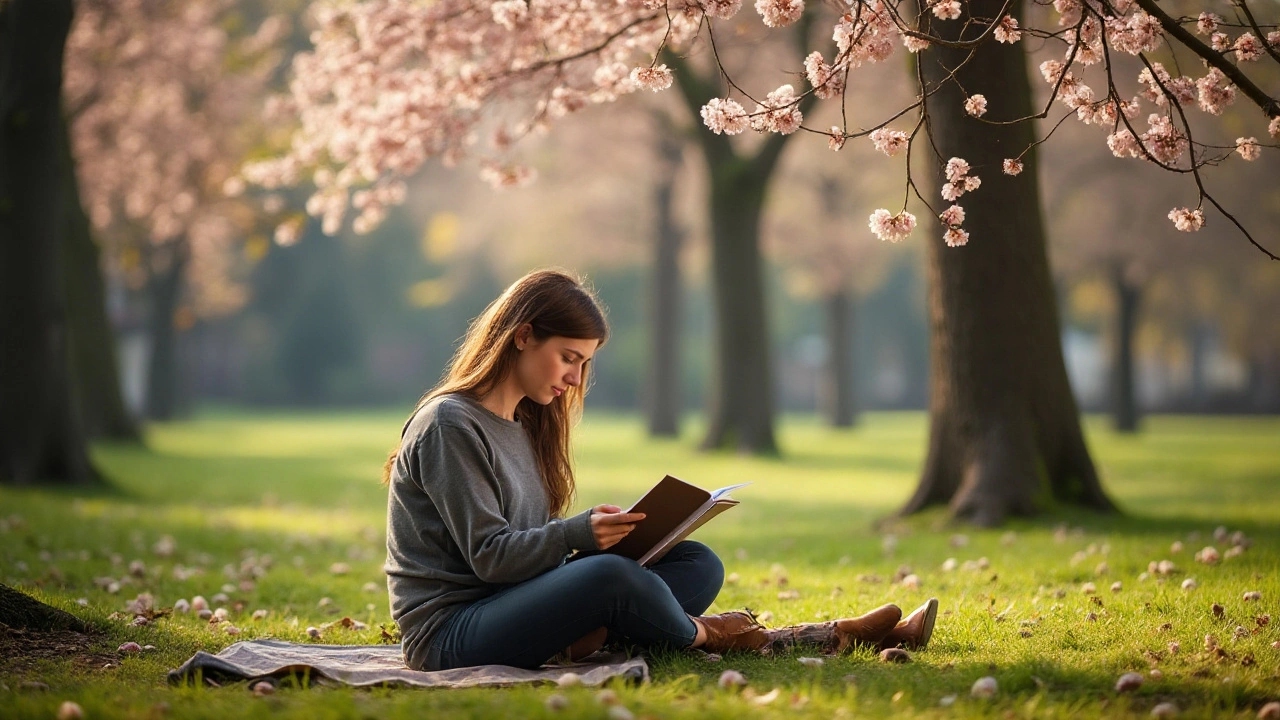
[{"xmin": 384, "ymin": 393, "xmax": 597, "ymax": 668}]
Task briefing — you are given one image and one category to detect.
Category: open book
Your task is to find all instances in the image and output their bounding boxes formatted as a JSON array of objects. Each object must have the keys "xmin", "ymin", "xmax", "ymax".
[{"xmin": 572, "ymin": 476, "xmax": 749, "ymax": 567}]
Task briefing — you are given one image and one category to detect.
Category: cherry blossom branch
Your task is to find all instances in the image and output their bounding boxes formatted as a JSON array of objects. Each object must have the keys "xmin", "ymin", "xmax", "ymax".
[
  {"xmin": 1134, "ymin": 53, "xmax": 1277, "ymax": 260},
  {"xmin": 1232, "ymin": 0, "xmax": 1280, "ymax": 66},
  {"xmin": 1131, "ymin": 0, "xmax": 1279, "ymax": 119}
]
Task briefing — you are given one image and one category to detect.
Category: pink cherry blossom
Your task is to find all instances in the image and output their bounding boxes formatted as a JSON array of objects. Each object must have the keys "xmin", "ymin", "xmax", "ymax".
[
  {"xmin": 1196, "ymin": 69, "xmax": 1237, "ymax": 115},
  {"xmin": 1270, "ymin": 116, "xmax": 1280, "ymax": 139},
  {"xmin": 703, "ymin": 0, "xmax": 746, "ymax": 20},
  {"xmin": 756, "ymin": 0, "xmax": 804, "ymax": 28},
  {"xmin": 944, "ymin": 227, "xmax": 970, "ymax": 247},
  {"xmin": 1235, "ymin": 137, "xmax": 1261, "ymax": 161},
  {"xmin": 752, "ymin": 84, "xmax": 803, "ymax": 135},
  {"xmin": 1141, "ymin": 114, "xmax": 1189, "ymax": 165},
  {"xmin": 868, "ymin": 209, "xmax": 917, "ymax": 243},
  {"xmin": 1168, "ymin": 207, "xmax": 1205, "ymax": 232},
  {"xmin": 1196, "ymin": 13, "xmax": 1220, "ymax": 36},
  {"xmin": 1107, "ymin": 129, "xmax": 1141, "ymax": 159},
  {"xmin": 631, "ymin": 65, "xmax": 674, "ymax": 92},
  {"xmin": 701, "ymin": 98, "xmax": 751, "ymax": 135},
  {"xmin": 804, "ymin": 52, "xmax": 846, "ymax": 100},
  {"xmin": 828, "ymin": 127, "xmax": 847, "ymax": 151},
  {"xmin": 945, "ymin": 157, "xmax": 971, "ymax": 182},
  {"xmin": 1211, "ymin": 32, "xmax": 1230, "ymax": 51},
  {"xmin": 1233, "ymin": 33, "xmax": 1262, "ymax": 62},
  {"xmin": 491, "ymin": 0, "xmax": 529, "ymax": 29},
  {"xmin": 964, "ymin": 95, "xmax": 988, "ymax": 117},
  {"xmin": 1003, "ymin": 158, "xmax": 1024, "ymax": 175},
  {"xmin": 931, "ymin": 0, "xmax": 961, "ymax": 21},
  {"xmin": 832, "ymin": 2, "xmax": 898, "ymax": 68},
  {"xmin": 994, "ymin": 15, "xmax": 1021, "ymax": 44},
  {"xmin": 939, "ymin": 204, "xmax": 965, "ymax": 226},
  {"xmin": 1269, "ymin": 31, "xmax": 1280, "ymax": 48},
  {"xmin": 869, "ymin": 127, "xmax": 909, "ymax": 157},
  {"xmin": 1107, "ymin": 12, "xmax": 1163, "ymax": 55},
  {"xmin": 903, "ymin": 34, "xmax": 930, "ymax": 52}
]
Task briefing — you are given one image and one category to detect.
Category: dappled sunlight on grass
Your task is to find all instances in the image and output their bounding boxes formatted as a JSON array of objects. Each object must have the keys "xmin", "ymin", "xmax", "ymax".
[{"xmin": 2, "ymin": 410, "xmax": 1278, "ymax": 719}]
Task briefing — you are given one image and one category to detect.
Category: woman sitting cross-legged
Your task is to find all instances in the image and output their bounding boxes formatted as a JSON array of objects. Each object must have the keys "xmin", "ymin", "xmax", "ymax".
[{"xmin": 382, "ymin": 269, "xmax": 940, "ymax": 671}]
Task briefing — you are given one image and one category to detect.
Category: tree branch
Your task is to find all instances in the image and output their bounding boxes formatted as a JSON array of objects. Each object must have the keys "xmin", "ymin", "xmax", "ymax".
[
  {"xmin": 1131, "ymin": 0, "xmax": 1280, "ymax": 119},
  {"xmin": 664, "ymin": 50, "xmax": 737, "ymax": 166}
]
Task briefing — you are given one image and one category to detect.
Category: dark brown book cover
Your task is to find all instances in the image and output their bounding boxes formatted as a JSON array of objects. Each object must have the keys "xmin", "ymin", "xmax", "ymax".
[{"xmin": 570, "ymin": 476, "xmax": 747, "ymax": 566}]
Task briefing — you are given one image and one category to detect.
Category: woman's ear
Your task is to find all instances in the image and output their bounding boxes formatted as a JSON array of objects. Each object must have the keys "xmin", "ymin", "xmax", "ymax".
[{"xmin": 514, "ymin": 323, "xmax": 533, "ymax": 350}]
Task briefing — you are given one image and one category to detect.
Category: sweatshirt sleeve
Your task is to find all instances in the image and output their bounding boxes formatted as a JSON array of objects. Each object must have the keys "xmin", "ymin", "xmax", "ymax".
[{"xmin": 414, "ymin": 423, "xmax": 598, "ymax": 585}]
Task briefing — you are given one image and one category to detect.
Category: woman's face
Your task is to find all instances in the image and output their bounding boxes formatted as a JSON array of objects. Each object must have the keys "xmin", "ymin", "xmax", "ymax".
[{"xmin": 513, "ymin": 329, "xmax": 599, "ymax": 405}]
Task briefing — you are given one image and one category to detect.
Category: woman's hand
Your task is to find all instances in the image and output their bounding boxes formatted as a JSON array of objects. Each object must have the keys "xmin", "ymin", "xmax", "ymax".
[{"xmin": 590, "ymin": 504, "xmax": 645, "ymax": 550}]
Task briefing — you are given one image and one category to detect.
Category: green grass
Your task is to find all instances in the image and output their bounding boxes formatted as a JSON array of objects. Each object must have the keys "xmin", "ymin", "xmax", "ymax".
[{"xmin": 2, "ymin": 411, "xmax": 1278, "ymax": 718}]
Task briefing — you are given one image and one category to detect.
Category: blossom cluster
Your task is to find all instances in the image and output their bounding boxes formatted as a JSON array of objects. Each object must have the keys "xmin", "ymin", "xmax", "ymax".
[
  {"xmin": 248, "ymin": 0, "xmax": 1277, "ymax": 249},
  {"xmin": 67, "ymin": 0, "xmax": 284, "ymax": 315}
]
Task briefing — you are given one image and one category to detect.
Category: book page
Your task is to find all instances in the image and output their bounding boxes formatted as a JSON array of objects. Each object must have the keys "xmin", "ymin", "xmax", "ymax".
[{"xmin": 710, "ymin": 482, "xmax": 751, "ymax": 501}]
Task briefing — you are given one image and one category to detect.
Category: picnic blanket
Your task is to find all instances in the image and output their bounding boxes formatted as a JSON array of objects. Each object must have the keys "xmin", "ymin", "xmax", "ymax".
[{"xmin": 168, "ymin": 639, "xmax": 649, "ymax": 689}]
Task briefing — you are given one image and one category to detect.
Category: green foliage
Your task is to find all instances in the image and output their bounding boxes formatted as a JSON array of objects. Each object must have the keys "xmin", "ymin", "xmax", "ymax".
[{"xmin": 1, "ymin": 412, "xmax": 1277, "ymax": 718}]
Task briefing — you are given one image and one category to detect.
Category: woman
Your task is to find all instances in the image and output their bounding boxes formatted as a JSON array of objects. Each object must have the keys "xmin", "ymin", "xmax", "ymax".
[{"xmin": 383, "ymin": 269, "xmax": 938, "ymax": 671}]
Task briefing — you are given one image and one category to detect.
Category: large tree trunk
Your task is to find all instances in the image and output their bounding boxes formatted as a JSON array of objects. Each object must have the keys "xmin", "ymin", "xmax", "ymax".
[
  {"xmin": 667, "ymin": 47, "xmax": 818, "ymax": 454},
  {"xmin": 701, "ymin": 157, "xmax": 777, "ymax": 453},
  {"xmin": 0, "ymin": 0, "xmax": 96, "ymax": 486},
  {"xmin": 820, "ymin": 289, "xmax": 857, "ymax": 427},
  {"xmin": 145, "ymin": 243, "xmax": 189, "ymax": 421},
  {"xmin": 901, "ymin": 0, "xmax": 1115, "ymax": 525},
  {"xmin": 1110, "ymin": 262, "xmax": 1141, "ymax": 432},
  {"xmin": 0, "ymin": 584, "xmax": 87, "ymax": 632},
  {"xmin": 60, "ymin": 114, "xmax": 139, "ymax": 441},
  {"xmin": 646, "ymin": 127, "xmax": 685, "ymax": 438}
]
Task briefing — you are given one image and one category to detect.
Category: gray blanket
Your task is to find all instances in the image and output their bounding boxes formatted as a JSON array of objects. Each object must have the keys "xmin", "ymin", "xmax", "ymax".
[{"xmin": 168, "ymin": 640, "xmax": 648, "ymax": 689}]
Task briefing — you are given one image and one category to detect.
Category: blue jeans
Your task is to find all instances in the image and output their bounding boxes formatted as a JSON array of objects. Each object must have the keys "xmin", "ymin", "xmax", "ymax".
[{"xmin": 420, "ymin": 541, "xmax": 724, "ymax": 670}]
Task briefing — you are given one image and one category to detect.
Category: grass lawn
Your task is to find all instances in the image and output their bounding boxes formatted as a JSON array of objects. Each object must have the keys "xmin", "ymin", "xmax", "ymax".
[{"xmin": 1, "ymin": 410, "xmax": 1278, "ymax": 718}]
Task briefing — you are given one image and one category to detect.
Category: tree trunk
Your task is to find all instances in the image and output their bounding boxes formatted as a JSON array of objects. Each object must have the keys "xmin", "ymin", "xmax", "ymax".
[
  {"xmin": 0, "ymin": 0, "xmax": 96, "ymax": 486},
  {"xmin": 1109, "ymin": 263, "xmax": 1141, "ymax": 432},
  {"xmin": 901, "ymin": 0, "xmax": 1115, "ymax": 525},
  {"xmin": 1188, "ymin": 320, "xmax": 1211, "ymax": 411},
  {"xmin": 820, "ymin": 289, "xmax": 857, "ymax": 427},
  {"xmin": 646, "ymin": 128, "xmax": 685, "ymax": 438},
  {"xmin": 60, "ymin": 114, "xmax": 139, "ymax": 441},
  {"xmin": 700, "ymin": 157, "xmax": 777, "ymax": 453},
  {"xmin": 666, "ymin": 36, "xmax": 818, "ymax": 454},
  {"xmin": 0, "ymin": 584, "xmax": 87, "ymax": 632},
  {"xmin": 144, "ymin": 243, "xmax": 189, "ymax": 421}
]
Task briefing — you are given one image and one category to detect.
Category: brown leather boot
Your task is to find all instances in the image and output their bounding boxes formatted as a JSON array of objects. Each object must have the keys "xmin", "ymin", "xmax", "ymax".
[
  {"xmin": 765, "ymin": 603, "xmax": 902, "ymax": 654},
  {"xmin": 693, "ymin": 610, "xmax": 770, "ymax": 653},
  {"xmin": 877, "ymin": 598, "xmax": 939, "ymax": 651}
]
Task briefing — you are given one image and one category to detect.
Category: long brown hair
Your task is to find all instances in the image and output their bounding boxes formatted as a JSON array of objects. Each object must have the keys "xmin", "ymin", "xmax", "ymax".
[{"xmin": 382, "ymin": 269, "xmax": 609, "ymax": 518}]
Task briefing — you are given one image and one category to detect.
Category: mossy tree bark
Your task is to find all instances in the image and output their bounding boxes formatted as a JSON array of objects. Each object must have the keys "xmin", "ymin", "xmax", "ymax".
[
  {"xmin": 901, "ymin": 0, "xmax": 1116, "ymax": 524},
  {"xmin": 0, "ymin": 0, "xmax": 97, "ymax": 486}
]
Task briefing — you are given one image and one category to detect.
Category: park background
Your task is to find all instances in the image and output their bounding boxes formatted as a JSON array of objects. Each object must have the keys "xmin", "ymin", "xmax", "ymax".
[{"xmin": 2, "ymin": 0, "xmax": 1280, "ymax": 718}]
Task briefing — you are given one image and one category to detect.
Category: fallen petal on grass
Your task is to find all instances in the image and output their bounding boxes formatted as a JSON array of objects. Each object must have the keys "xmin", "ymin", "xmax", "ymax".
[
  {"xmin": 718, "ymin": 670, "xmax": 746, "ymax": 688},
  {"xmin": 971, "ymin": 676, "xmax": 998, "ymax": 698}
]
